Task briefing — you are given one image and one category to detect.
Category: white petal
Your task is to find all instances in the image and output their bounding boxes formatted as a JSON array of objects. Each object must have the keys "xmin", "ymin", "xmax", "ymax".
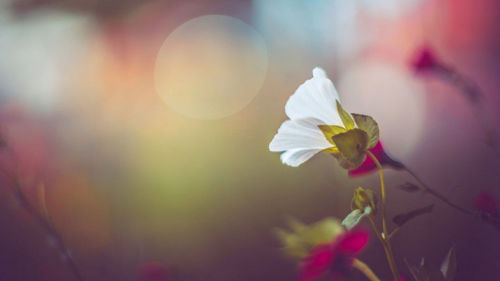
[
  {"xmin": 285, "ymin": 67, "xmax": 343, "ymax": 125},
  {"xmin": 269, "ymin": 118, "xmax": 333, "ymax": 152},
  {"xmin": 312, "ymin": 67, "xmax": 327, "ymax": 78},
  {"xmin": 280, "ymin": 148, "xmax": 324, "ymax": 167}
]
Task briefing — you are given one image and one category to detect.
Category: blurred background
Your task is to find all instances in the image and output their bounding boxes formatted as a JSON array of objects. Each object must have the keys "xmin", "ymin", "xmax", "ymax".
[{"xmin": 0, "ymin": 0, "xmax": 499, "ymax": 280}]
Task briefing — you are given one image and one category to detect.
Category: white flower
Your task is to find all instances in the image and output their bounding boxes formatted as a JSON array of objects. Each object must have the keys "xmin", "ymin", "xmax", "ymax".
[{"xmin": 269, "ymin": 67, "xmax": 344, "ymax": 167}]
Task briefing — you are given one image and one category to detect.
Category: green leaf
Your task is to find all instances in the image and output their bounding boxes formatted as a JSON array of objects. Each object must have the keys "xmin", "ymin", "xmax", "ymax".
[
  {"xmin": 336, "ymin": 100, "xmax": 355, "ymax": 130},
  {"xmin": 440, "ymin": 246, "xmax": 457, "ymax": 281},
  {"xmin": 352, "ymin": 113, "xmax": 379, "ymax": 148},
  {"xmin": 392, "ymin": 204, "xmax": 434, "ymax": 227},
  {"xmin": 331, "ymin": 129, "xmax": 368, "ymax": 169},
  {"xmin": 351, "ymin": 187, "xmax": 377, "ymax": 214}
]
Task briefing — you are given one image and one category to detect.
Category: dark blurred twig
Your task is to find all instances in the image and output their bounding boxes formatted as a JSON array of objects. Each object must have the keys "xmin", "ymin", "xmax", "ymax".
[
  {"xmin": 1, "ymin": 146, "xmax": 85, "ymax": 281},
  {"xmin": 436, "ymin": 64, "xmax": 498, "ymax": 147},
  {"xmin": 12, "ymin": 182, "xmax": 85, "ymax": 281},
  {"xmin": 413, "ymin": 46, "xmax": 498, "ymax": 147},
  {"xmin": 403, "ymin": 166, "xmax": 500, "ymax": 230},
  {"xmin": 435, "ymin": 64, "xmax": 482, "ymax": 104}
]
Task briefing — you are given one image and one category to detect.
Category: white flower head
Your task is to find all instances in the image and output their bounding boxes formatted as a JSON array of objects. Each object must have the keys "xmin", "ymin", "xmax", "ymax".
[
  {"xmin": 269, "ymin": 67, "xmax": 380, "ymax": 168},
  {"xmin": 269, "ymin": 67, "xmax": 342, "ymax": 167}
]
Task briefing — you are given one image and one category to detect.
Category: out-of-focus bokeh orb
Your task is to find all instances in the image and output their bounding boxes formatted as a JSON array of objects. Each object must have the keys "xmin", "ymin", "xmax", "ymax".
[
  {"xmin": 154, "ymin": 15, "xmax": 268, "ymax": 120},
  {"xmin": 338, "ymin": 61, "xmax": 426, "ymax": 157}
]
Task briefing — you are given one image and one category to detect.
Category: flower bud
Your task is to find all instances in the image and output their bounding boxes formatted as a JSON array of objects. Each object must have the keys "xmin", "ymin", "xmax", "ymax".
[{"xmin": 351, "ymin": 187, "xmax": 377, "ymax": 214}]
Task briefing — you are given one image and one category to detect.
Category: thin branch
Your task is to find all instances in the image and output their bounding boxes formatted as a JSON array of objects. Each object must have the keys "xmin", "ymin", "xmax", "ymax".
[
  {"xmin": 12, "ymin": 182, "xmax": 85, "ymax": 281},
  {"xmin": 1, "ymin": 144, "xmax": 85, "ymax": 281},
  {"xmin": 403, "ymin": 167, "xmax": 500, "ymax": 230}
]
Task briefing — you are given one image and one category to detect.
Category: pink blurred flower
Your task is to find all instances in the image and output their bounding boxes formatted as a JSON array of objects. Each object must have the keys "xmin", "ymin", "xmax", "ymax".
[
  {"xmin": 297, "ymin": 228, "xmax": 369, "ymax": 281},
  {"xmin": 348, "ymin": 141, "xmax": 404, "ymax": 177},
  {"xmin": 135, "ymin": 262, "xmax": 170, "ymax": 281},
  {"xmin": 411, "ymin": 46, "xmax": 440, "ymax": 74},
  {"xmin": 411, "ymin": 45, "xmax": 483, "ymax": 105},
  {"xmin": 474, "ymin": 191, "xmax": 498, "ymax": 218}
]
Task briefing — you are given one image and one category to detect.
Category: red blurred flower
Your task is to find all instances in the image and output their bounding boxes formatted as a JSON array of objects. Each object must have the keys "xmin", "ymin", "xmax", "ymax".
[
  {"xmin": 297, "ymin": 228, "xmax": 369, "ymax": 281},
  {"xmin": 348, "ymin": 141, "xmax": 404, "ymax": 177},
  {"xmin": 474, "ymin": 191, "xmax": 498, "ymax": 218},
  {"xmin": 135, "ymin": 262, "xmax": 170, "ymax": 281},
  {"xmin": 411, "ymin": 46, "xmax": 439, "ymax": 74}
]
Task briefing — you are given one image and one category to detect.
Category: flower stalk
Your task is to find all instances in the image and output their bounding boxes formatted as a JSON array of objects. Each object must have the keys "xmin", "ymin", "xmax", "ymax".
[
  {"xmin": 269, "ymin": 67, "xmax": 406, "ymax": 281},
  {"xmin": 352, "ymin": 259, "xmax": 381, "ymax": 281},
  {"xmin": 366, "ymin": 151, "xmax": 401, "ymax": 281}
]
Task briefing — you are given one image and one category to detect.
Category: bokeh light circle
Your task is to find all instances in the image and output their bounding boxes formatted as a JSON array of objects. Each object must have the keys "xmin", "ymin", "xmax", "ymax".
[
  {"xmin": 338, "ymin": 61, "xmax": 426, "ymax": 157},
  {"xmin": 155, "ymin": 15, "xmax": 268, "ymax": 119}
]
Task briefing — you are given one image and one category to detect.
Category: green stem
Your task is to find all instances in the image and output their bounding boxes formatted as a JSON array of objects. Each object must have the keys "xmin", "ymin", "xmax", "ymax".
[
  {"xmin": 368, "ymin": 216, "xmax": 400, "ymax": 281},
  {"xmin": 352, "ymin": 259, "xmax": 382, "ymax": 281},
  {"xmin": 387, "ymin": 227, "xmax": 401, "ymax": 241},
  {"xmin": 367, "ymin": 151, "xmax": 401, "ymax": 281}
]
